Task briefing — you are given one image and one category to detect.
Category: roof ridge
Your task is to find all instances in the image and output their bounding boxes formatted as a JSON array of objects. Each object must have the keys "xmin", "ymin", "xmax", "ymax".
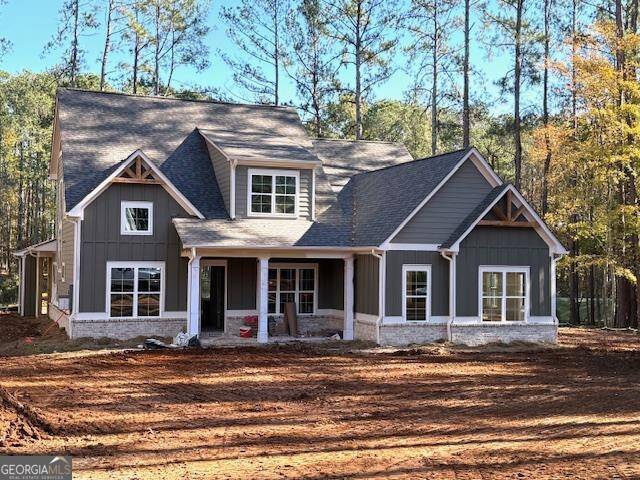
[
  {"xmin": 352, "ymin": 146, "xmax": 472, "ymax": 178},
  {"xmin": 312, "ymin": 137, "xmax": 406, "ymax": 146},
  {"xmin": 58, "ymin": 88, "xmax": 297, "ymax": 110}
]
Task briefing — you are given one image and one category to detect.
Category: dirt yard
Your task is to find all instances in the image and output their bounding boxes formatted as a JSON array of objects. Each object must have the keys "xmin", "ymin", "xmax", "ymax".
[{"xmin": 1, "ymin": 314, "xmax": 639, "ymax": 479}]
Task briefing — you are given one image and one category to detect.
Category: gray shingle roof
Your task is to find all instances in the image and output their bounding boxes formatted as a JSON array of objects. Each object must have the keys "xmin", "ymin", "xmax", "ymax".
[
  {"xmin": 440, "ymin": 184, "xmax": 510, "ymax": 249},
  {"xmin": 351, "ymin": 148, "xmax": 472, "ymax": 246},
  {"xmin": 198, "ymin": 128, "xmax": 321, "ymax": 166},
  {"xmin": 312, "ymin": 139, "xmax": 414, "ymax": 191},
  {"xmin": 57, "ymin": 89, "xmax": 312, "ymax": 218}
]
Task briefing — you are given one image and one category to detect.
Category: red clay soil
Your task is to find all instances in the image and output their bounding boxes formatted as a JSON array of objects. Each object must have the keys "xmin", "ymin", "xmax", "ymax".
[{"xmin": 0, "ymin": 317, "xmax": 639, "ymax": 479}]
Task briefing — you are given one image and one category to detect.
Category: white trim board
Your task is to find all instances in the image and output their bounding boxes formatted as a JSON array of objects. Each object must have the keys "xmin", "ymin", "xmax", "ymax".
[
  {"xmin": 67, "ymin": 150, "xmax": 204, "ymax": 220},
  {"xmin": 120, "ymin": 201, "xmax": 153, "ymax": 236},
  {"xmin": 380, "ymin": 148, "xmax": 502, "ymax": 248}
]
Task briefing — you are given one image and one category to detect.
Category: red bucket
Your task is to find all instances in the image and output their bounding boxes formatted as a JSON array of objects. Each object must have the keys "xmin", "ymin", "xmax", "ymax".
[{"xmin": 239, "ymin": 326, "xmax": 253, "ymax": 338}]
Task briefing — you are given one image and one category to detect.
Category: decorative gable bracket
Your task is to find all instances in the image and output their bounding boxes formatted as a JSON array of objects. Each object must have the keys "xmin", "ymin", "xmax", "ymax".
[
  {"xmin": 113, "ymin": 155, "xmax": 161, "ymax": 185},
  {"xmin": 478, "ymin": 190, "xmax": 536, "ymax": 228}
]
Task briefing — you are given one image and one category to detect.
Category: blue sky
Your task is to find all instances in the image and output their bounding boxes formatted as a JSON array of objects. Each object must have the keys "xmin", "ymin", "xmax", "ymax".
[{"xmin": 0, "ymin": 0, "xmax": 539, "ymax": 116}]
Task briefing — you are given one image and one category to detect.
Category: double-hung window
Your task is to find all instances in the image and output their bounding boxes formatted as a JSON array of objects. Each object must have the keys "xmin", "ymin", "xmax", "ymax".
[
  {"xmin": 267, "ymin": 264, "xmax": 316, "ymax": 315},
  {"xmin": 108, "ymin": 262, "xmax": 163, "ymax": 318},
  {"xmin": 402, "ymin": 265, "xmax": 431, "ymax": 321},
  {"xmin": 480, "ymin": 266, "xmax": 529, "ymax": 322},
  {"xmin": 248, "ymin": 169, "xmax": 298, "ymax": 217},
  {"xmin": 121, "ymin": 201, "xmax": 153, "ymax": 235}
]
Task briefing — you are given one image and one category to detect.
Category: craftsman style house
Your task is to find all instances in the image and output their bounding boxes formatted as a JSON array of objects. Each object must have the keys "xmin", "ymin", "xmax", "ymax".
[{"xmin": 15, "ymin": 89, "xmax": 567, "ymax": 346}]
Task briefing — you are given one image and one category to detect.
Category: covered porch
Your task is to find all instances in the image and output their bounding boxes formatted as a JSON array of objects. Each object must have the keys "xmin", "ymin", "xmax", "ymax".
[
  {"xmin": 184, "ymin": 249, "xmax": 356, "ymax": 343},
  {"xmin": 14, "ymin": 239, "xmax": 56, "ymax": 318}
]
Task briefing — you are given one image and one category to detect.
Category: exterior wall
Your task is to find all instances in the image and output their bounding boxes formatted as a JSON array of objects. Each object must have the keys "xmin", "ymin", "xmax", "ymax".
[
  {"xmin": 227, "ymin": 257, "xmax": 257, "ymax": 309},
  {"xmin": 79, "ymin": 183, "xmax": 191, "ymax": 313},
  {"xmin": 355, "ymin": 254, "xmax": 378, "ymax": 315},
  {"xmin": 23, "ymin": 255, "xmax": 37, "ymax": 317},
  {"xmin": 391, "ymin": 159, "xmax": 493, "ymax": 244},
  {"xmin": 235, "ymin": 165, "xmax": 313, "ymax": 220},
  {"xmin": 206, "ymin": 142, "xmax": 231, "ymax": 215},
  {"xmin": 319, "ymin": 259, "xmax": 343, "ymax": 310},
  {"xmin": 456, "ymin": 226, "xmax": 551, "ymax": 317},
  {"xmin": 71, "ymin": 318, "xmax": 186, "ymax": 340},
  {"xmin": 55, "ymin": 151, "xmax": 74, "ymax": 302},
  {"xmin": 385, "ymin": 251, "xmax": 449, "ymax": 317},
  {"xmin": 355, "ymin": 316, "xmax": 378, "ymax": 342}
]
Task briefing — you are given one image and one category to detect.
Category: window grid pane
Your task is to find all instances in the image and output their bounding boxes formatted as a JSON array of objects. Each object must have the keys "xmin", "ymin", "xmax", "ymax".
[
  {"xmin": 482, "ymin": 270, "xmax": 527, "ymax": 322},
  {"xmin": 109, "ymin": 266, "xmax": 161, "ymax": 318},
  {"xmin": 269, "ymin": 267, "xmax": 316, "ymax": 315},
  {"xmin": 125, "ymin": 207, "xmax": 149, "ymax": 232},
  {"xmin": 404, "ymin": 269, "xmax": 428, "ymax": 321},
  {"xmin": 250, "ymin": 173, "xmax": 296, "ymax": 215}
]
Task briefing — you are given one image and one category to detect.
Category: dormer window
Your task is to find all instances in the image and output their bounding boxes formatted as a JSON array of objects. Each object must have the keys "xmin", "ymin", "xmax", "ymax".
[
  {"xmin": 248, "ymin": 169, "xmax": 299, "ymax": 217},
  {"xmin": 121, "ymin": 201, "xmax": 153, "ymax": 235}
]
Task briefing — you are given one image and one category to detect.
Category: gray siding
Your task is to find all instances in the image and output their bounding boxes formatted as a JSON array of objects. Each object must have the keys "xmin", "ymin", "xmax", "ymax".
[
  {"xmin": 355, "ymin": 254, "xmax": 379, "ymax": 316},
  {"xmin": 235, "ymin": 166, "xmax": 313, "ymax": 219},
  {"xmin": 456, "ymin": 226, "xmax": 551, "ymax": 316},
  {"xmin": 319, "ymin": 259, "xmax": 343, "ymax": 310},
  {"xmin": 23, "ymin": 255, "xmax": 37, "ymax": 317},
  {"xmin": 56, "ymin": 151, "xmax": 74, "ymax": 299},
  {"xmin": 207, "ymin": 142, "xmax": 231, "ymax": 215},
  {"xmin": 79, "ymin": 183, "xmax": 191, "ymax": 313},
  {"xmin": 392, "ymin": 159, "xmax": 493, "ymax": 244},
  {"xmin": 227, "ymin": 257, "xmax": 257, "ymax": 310},
  {"xmin": 385, "ymin": 251, "xmax": 449, "ymax": 317}
]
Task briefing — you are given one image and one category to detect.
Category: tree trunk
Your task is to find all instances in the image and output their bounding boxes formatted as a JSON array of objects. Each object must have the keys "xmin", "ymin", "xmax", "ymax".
[
  {"xmin": 431, "ymin": 0, "xmax": 438, "ymax": 156},
  {"xmin": 70, "ymin": 0, "xmax": 80, "ymax": 87},
  {"xmin": 17, "ymin": 141, "xmax": 24, "ymax": 247},
  {"xmin": 462, "ymin": 0, "xmax": 470, "ymax": 147},
  {"xmin": 354, "ymin": 0, "xmax": 363, "ymax": 140},
  {"xmin": 541, "ymin": 0, "xmax": 552, "ymax": 215},
  {"xmin": 274, "ymin": 0, "xmax": 280, "ymax": 106},
  {"xmin": 513, "ymin": 0, "xmax": 523, "ymax": 189},
  {"xmin": 569, "ymin": 241, "xmax": 580, "ymax": 324},
  {"xmin": 589, "ymin": 264, "xmax": 596, "ymax": 325},
  {"xmin": 100, "ymin": 0, "xmax": 114, "ymax": 91},
  {"xmin": 154, "ymin": 3, "xmax": 161, "ymax": 96}
]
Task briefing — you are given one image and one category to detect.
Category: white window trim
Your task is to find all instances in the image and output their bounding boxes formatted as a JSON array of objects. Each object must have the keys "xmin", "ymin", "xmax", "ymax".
[
  {"xmin": 247, "ymin": 168, "xmax": 299, "ymax": 218},
  {"xmin": 106, "ymin": 261, "xmax": 165, "ymax": 319},
  {"xmin": 120, "ymin": 201, "xmax": 153, "ymax": 236},
  {"xmin": 401, "ymin": 264, "xmax": 432, "ymax": 323},
  {"xmin": 478, "ymin": 265, "xmax": 530, "ymax": 323},
  {"xmin": 268, "ymin": 263, "xmax": 318, "ymax": 316}
]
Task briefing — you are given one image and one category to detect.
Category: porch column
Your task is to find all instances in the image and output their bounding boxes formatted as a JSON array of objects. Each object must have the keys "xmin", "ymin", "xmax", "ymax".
[
  {"xmin": 257, "ymin": 256, "xmax": 269, "ymax": 343},
  {"xmin": 188, "ymin": 255, "xmax": 201, "ymax": 336},
  {"xmin": 343, "ymin": 256, "xmax": 354, "ymax": 340}
]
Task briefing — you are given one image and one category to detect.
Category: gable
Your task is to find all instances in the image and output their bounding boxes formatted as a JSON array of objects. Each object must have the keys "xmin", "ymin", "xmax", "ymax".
[{"xmin": 391, "ymin": 158, "xmax": 494, "ymax": 244}]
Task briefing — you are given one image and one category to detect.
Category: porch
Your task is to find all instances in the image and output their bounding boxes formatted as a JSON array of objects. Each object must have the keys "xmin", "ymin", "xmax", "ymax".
[
  {"xmin": 14, "ymin": 239, "xmax": 56, "ymax": 318},
  {"xmin": 185, "ymin": 251, "xmax": 355, "ymax": 343}
]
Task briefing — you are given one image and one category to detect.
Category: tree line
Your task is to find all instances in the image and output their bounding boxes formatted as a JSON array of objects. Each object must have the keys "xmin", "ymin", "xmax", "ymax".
[{"xmin": 0, "ymin": 0, "xmax": 639, "ymax": 329}]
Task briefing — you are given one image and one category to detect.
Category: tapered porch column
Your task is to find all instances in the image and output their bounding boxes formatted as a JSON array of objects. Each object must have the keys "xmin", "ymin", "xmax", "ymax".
[
  {"xmin": 188, "ymin": 254, "xmax": 201, "ymax": 336},
  {"xmin": 257, "ymin": 256, "xmax": 270, "ymax": 343},
  {"xmin": 343, "ymin": 256, "xmax": 354, "ymax": 340}
]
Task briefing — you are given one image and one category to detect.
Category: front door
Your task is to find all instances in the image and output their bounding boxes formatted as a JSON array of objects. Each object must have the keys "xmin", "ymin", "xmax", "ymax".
[{"xmin": 201, "ymin": 265, "xmax": 225, "ymax": 332}]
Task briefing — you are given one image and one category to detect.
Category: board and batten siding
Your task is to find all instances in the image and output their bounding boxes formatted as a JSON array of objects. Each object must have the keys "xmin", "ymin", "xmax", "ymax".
[
  {"xmin": 79, "ymin": 183, "xmax": 191, "ymax": 313},
  {"xmin": 227, "ymin": 257, "xmax": 257, "ymax": 310},
  {"xmin": 206, "ymin": 142, "xmax": 231, "ymax": 215},
  {"xmin": 385, "ymin": 251, "xmax": 449, "ymax": 317},
  {"xmin": 355, "ymin": 254, "xmax": 378, "ymax": 316},
  {"xmin": 319, "ymin": 259, "xmax": 343, "ymax": 310},
  {"xmin": 55, "ymin": 150, "xmax": 75, "ymax": 299},
  {"xmin": 235, "ymin": 166, "xmax": 313, "ymax": 219},
  {"xmin": 456, "ymin": 226, "xmax": 551, "ymax": 317},
  {"xmin": 391, "ymin": 159, "xmax": 493, "ymax": 244}
]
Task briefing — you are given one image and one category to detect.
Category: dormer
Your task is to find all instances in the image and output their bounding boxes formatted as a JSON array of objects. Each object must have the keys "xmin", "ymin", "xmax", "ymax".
[{"xmin": 198, "ymin": 127, "xmax": 321, "ymax": 221}]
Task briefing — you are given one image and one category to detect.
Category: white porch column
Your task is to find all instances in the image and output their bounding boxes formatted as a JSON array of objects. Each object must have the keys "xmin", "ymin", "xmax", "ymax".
[
  {"xmin": 343, "ymin": 256, "xmax": 354, "ymax": 340},
  {"xmin": 257, "ymin": 256, "xmax": 269, "ymax": 343},
  {"xmin": 188, "ymin": 255, "xmax": 201, "ymax": 336}
]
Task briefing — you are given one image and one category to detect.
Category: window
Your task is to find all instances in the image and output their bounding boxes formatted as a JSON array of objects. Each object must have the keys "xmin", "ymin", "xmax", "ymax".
[
  {"xmin": 267, "ymin": 264, "xmax": 316, "ymax": 315},
  {"xmin": 248, "ymin": 169, "xmax": 298, "ymax": 217},
  {"xmin": 402, "ymin": 265, "xmax": 431, "ymax": 321},
  {"xmin": 121, "ymin": 201, "xmax": 153, "ymax": 235},
  {"xmin": 480, "ymin": 267, "xmax": 529, "ymax": 322},
  {"xmin": 107, "ymin": 262, "xmax": 163, "ymax": 318}
]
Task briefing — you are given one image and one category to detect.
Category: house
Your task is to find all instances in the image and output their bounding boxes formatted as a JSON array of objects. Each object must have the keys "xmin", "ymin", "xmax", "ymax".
[{"xmin": 14, "ymin": 89, "xmax": 568, "ymax": 346}]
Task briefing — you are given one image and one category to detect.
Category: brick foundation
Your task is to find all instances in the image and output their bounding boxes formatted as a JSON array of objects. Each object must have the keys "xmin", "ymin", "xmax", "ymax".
[
  {"xmin": 71, "ymin": 317, "xmax": 187, "ymax": 340},
  {"xmin": 225, "ymin": 314, "xmax": 343, "ymax": 337}
]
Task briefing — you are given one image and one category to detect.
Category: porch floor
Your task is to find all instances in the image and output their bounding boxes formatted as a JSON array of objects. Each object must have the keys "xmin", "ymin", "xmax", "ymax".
[{"xmin": 199, "ymin": 334, "xmax": 341, "ymax": 347}]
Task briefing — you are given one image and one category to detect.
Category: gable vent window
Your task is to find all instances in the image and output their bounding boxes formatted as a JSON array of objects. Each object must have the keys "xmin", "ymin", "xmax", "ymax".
[
  {"xmin": 121, "ymin": 201, "xmax": 153, "ymax": 235},
  {"xmin": 248, "ymin": 169, "xmax": 298, "ymax": 217}
]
